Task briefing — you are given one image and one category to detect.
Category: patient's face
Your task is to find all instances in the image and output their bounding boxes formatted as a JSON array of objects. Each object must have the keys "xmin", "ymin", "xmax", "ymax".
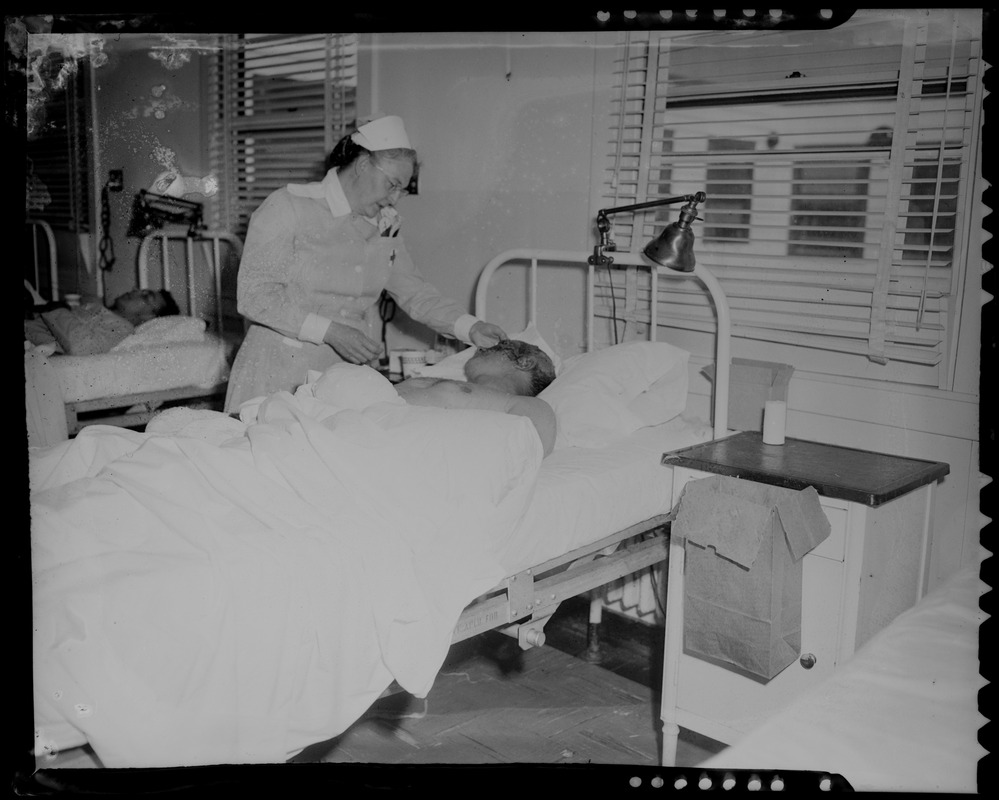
[
  {"xmin": 111, "ymin": 289, "xmax": 167, "ymax": 326},
  {"xmin": 464, "ymin": 340, "xmax": 554, "ymax": 396}
]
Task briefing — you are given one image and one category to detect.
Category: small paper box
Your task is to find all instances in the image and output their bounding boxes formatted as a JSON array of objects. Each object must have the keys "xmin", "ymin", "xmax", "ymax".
[
  {"xmin": 704, "ymin": 358, "xmax": 795, "ymax": 432},
  {"xmin": 672, "ymin": 474, "xmax": 831, "ymax": 682}
]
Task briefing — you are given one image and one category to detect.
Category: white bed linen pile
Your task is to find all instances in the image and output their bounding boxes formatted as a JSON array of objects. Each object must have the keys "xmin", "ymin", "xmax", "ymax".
[
  {"xmin": 31, "ymin": 371, "xmax": 544, "ymax": 766},
  {"xmin": 702, "ymin": 563, "xmax": 987, "ymax": 793}
]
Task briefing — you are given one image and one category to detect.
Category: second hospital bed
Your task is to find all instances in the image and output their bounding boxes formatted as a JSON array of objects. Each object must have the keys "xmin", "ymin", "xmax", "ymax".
[
  {"xmin": 24, "ymin": 220, "xmax": 242, "ymax": 438},
  {"xmin": 699, "ymin": 561, "xmax": 987, "ymax": 793},
  {"xmin": 30, "ymin": 247, "xmax": 733, "ymax": 767}
]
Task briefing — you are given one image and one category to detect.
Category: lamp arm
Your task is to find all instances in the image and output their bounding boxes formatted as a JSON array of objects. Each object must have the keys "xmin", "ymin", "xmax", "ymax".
[
  {"xmin": 594, "ymin": 191, "xmax": 706, "ymax": 257},
  {"xmin": 597, "ymin": 192, "xmax": 705, "ymax": 220}
]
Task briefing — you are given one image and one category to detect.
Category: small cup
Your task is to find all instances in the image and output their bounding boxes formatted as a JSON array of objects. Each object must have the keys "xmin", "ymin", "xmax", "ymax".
[
  {"xmin": 762, "ymin": 400, "xmax": 787, "ymax": 445},
  {"xmin": 399, "ymin": 350, "xmax": 428, "ymax": 378},
  {"xmin": 63, "ymin": 293, "xmax": 81, "ymax": 308}
]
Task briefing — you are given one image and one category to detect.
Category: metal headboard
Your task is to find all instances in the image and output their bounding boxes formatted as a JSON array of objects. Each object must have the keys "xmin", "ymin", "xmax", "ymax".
[
  {"xmin": 26, "ymin": 218, "xmax": 59, "ymax": 300},
  {"xmin": 137, "ymin": 230, "xmax": 243, "ymax": 333},
  {"xmin": 474, "ymin": 248, "xmax": 732, "ymax": 439}
]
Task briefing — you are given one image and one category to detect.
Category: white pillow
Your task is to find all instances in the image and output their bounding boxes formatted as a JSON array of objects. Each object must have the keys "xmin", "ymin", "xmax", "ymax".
[
  {"xmin": 110, "ymin": 316, "xmax": 207, "ymax": 351},
  {"xmin": 539, "ymin": 340, "xmax": 689, "ymax": 449},
  {"xmin": 626, "ymin": 356, "xmax": 689, "ymax": 427},
  {"xmin": 408, "ymin": 323, "xmax": 562, "ymax": 380}
]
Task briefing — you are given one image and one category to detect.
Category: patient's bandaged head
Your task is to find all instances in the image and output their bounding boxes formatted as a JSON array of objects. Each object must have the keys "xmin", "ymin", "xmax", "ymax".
[{"xmin": 310, "ymin": 363, "xmax": 402, "ymax": 410}]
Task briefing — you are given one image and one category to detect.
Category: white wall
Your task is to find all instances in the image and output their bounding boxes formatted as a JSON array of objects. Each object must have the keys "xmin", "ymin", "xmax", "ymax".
[
  {"xmin": 365, "ymin": 30, "xmax": 984, "ymax": 591},
  {"xmin": 361, "ymin": 32, "xmax": 601, "ymax": 353},
  {"xmin": 86, "ymin": 39, "xmax": 209, "ymax": 310}
]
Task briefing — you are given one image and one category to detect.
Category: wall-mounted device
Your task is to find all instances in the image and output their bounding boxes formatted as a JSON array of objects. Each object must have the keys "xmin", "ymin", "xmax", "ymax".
[{"xmin": 127, "ymin": 189, "xmax": 204, "ymax": 238}]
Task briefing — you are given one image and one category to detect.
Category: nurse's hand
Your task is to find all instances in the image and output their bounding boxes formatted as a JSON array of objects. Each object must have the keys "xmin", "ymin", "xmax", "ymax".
[
  {"xmin": 469, "ymin": 321, "xmax": 508, "ymax": 348},
  {"xmin": 323, "ymin": 321, "xmax": 383, "ymax": 365}
]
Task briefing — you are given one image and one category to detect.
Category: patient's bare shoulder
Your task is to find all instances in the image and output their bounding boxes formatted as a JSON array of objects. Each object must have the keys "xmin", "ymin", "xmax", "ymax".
[{"xmin": 395, "ymin": 377, "xmax": 555, "ymax": 456}]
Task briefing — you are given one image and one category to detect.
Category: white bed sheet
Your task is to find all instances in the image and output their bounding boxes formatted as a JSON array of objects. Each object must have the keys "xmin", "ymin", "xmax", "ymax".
[
  {"xmin": 29, "ymin": 368, "xmax": 712, "ymax": 767},
  {"xmin": 137, "ymin": 405, "xmax": 713, "ymax": 579},
  {"xmin": 31, "ymin": 385, "xmax": 544, "ymax": 767},
  {"xmin": 52, "ymin": 337, "xmax": 229, "ymax": 403},
  {"xmin": 701, "ymin": 564, "xmax": 987, "ymax": 793},
  {"xmin": 499, "ymin": 411, "xmax": 713, "ymax": 574}
]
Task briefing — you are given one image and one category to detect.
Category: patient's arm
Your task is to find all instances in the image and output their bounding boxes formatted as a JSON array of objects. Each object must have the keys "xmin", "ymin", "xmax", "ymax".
[{"xmin": 396, "ymin": 378, "xmax": 556, "ymax": 457}]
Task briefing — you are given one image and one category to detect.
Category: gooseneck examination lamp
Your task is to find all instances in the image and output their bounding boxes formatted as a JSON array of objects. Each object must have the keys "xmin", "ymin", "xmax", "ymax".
[
  {"xmin": 589, "ymin": 191, "xmax": 731, "ymax": 437},
  {"xmin": 591, "ymin": 191, "xmax": 706, "ymax": 273}
]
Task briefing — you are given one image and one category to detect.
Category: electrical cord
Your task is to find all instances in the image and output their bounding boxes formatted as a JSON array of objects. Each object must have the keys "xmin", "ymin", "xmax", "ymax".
[
  {"xmin": 638, "ymin": 528, "xmax": 669, "ymax": 619},
  {"xmin": 607, "ymin": 263, "xmax": 620, "ymax": 345},
  {"xmin": 98, "ymin": 183, "xmax": 116, "ymax": 272},
  {"xmin": 649, "ymin": 560, "xmax": 667, "ymax": 619},
  {"xmin": 378, "ymin": 290, "xmax": 397, "ymax": 367}
]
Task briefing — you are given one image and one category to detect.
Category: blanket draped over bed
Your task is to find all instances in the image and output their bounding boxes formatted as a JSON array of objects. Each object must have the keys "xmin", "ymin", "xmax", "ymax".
[{"xmin": 31, "ymin": 374, "xmax": 544, "ymax": 766}]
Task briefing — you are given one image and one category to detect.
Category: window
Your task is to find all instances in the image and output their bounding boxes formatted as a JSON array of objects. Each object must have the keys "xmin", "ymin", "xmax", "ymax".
[
  {"xmin": 704, "ymin": 138, "xmax": 754, "ymax": 243},
  {"xmin": 788, "ymin": 157, "xmax": 872, "ymax": 259},
  {"xmin": 209, "ymin": 33, "xmax": 358, "ymax": 237},
  {"xmin": 599, "ymin": 10, "xmax": 982, "ymax": 390},
  {"xmin": 25, "ymin": 49, "xmax": 91, "ymax": 232}
]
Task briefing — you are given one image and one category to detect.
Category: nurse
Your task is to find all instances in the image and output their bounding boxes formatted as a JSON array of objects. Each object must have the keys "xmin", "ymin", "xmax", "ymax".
[{"xmin": 224, "ymin": 115, "xmax": 508, "ymax": 412}]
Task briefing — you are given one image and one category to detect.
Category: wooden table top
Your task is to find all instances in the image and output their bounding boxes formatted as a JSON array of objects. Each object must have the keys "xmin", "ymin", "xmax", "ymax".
[{"xmin": 662, "ymin": 431, "xmax": 949, "ymax": 507}]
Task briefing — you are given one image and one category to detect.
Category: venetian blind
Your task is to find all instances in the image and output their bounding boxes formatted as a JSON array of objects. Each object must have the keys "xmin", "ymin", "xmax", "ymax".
[
  {"xmin": 25, "ymin": 52, "xmax": 90, "ymax": 232},
  {"xmin": 209, "ymin": 33, "xmax": 358, "ymax": 237},
  {"xmin": 599, "ymin": 10, "xmax": 982, "ymax": 389}
]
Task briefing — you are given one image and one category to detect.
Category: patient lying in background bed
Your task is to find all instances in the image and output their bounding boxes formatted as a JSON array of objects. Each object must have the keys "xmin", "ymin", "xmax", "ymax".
[
  {"xmin": 25, "ymin": 288, "xmax": 181, "ymax": 356},
  {"xmin": 23, "ymin": 283, "xmax": 231, "ymax": 448}
]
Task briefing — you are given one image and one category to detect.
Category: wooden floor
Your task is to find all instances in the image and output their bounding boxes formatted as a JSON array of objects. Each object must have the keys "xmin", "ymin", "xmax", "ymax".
[
  {"xmin": 33, "ymin": 596, "xmax": 726, "ymax": 776},
  {"xmin": 292, "ymin": 595, "xmax": 726, "ymax": 767}
]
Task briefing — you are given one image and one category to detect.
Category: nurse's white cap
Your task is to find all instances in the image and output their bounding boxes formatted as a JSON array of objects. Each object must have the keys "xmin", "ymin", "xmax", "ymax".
[{"xmin": 350, "ymin": 115, "xmax": 412, "ymax": 151}]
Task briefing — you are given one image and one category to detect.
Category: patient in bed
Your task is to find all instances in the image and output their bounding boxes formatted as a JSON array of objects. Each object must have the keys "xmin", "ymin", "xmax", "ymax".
[
  {"xmin": 395, "ymin": 339, "xmax": 557, "ymax": 455},
  {"xmin": 226, "ymin": 340, "xmax": 557, "ymax": 454},
  {"xmin": 25, "ymin": 288, "xmax": 181, "ymax": 356}
]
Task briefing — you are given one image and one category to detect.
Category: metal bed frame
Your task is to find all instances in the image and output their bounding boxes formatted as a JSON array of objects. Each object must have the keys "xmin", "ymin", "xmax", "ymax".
[
  {"xmin": 450, "ymin": 249, "xmax": 732, "ymax": 651},
  {"xmin": 26, "ymin": 218, "xmax": 59, "ymax": 300},
  {"xmin": 136, "ymin": 229, "xmax": 244, "ymax": 335},
  {"xmin": 25, "ymin": 221, "xmax": 243, "ymax": 436}
]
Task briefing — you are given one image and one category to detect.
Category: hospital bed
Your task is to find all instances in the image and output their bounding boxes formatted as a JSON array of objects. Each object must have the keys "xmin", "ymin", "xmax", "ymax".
[
  {"xmin": 30, "ymin": 246, "xmax": 731, "ymax": 768},
  {"xmin": 700, "ymin": 562, "xmax": 987, "ymax": 793},
  {"xmin": 24, "ymin": 220, "xmax": 242, "ymax": 440},
  {"xmin": 450, "ymin": 248, "xmax": 729, "ymax": 651}
]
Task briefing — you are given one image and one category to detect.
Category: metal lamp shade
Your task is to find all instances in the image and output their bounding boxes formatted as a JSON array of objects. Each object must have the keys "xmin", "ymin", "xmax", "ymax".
[{"xmin": 643, "ymin": 222, "xmax": 696, "ymax": 272}]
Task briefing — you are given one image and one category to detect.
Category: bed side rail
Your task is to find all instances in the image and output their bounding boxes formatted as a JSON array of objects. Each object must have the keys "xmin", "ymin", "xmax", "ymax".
[{"xmin": 452, "ymin": 514, "xmax": 671, "ymax": 649}]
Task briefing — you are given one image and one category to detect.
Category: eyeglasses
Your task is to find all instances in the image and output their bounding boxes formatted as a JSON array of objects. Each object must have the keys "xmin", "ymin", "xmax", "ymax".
[{"xmin": 371, "ymin": 161, "xmax": 410, "ymax": 197}]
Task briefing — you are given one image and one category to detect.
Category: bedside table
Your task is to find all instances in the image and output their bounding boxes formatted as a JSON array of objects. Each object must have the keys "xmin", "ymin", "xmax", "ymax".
[{"xmin": 658, "ymin": 431, "xmax": 949, "ymax": 766}]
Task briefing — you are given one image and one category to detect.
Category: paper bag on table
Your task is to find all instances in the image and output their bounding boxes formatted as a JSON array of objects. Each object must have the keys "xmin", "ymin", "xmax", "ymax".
[{"xmin": 672, "ymin": 475, "xmax": 831, "ymax": 682}]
